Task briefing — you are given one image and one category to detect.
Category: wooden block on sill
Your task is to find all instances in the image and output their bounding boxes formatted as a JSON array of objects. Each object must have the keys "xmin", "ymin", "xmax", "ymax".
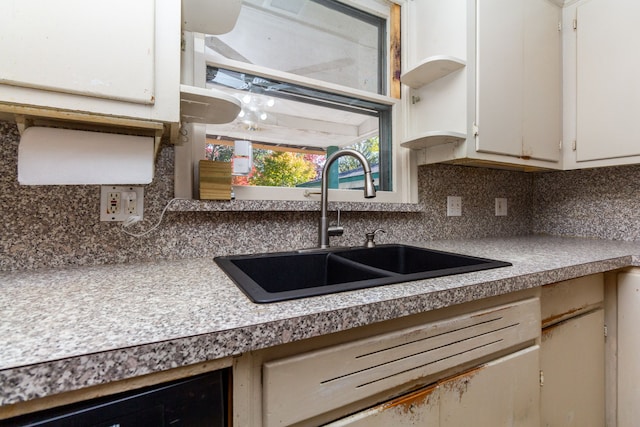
[{"xmin": 199, "ymin": 160, "xmax": 232, "ymax": 200}]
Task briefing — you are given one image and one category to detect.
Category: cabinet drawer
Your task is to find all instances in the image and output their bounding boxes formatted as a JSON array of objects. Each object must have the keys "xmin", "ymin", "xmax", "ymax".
[
  {"xmin": 541, "ymin": 274, "xmax": 604, "ymax": 328},
  {"xmin": 262, "ymin": 298, "xmax": 540, "ymax": 427}
]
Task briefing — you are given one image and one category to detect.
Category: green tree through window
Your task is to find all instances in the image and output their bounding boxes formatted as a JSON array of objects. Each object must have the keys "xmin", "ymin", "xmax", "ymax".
[{"xmin": 250, "ymin": 152, "xmax": 318, "ymax": 187}]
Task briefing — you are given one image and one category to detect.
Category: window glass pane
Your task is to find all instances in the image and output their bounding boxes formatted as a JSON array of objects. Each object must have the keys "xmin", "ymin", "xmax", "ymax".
[
  {"xmin": 205, "ymin": 137, "xmax": 381, "ymax": 190},
  {"xmin": 206, "ymin": 0, "xmax": 386, "ymax": 94},
  {"xmin": 204, "ymin": 67, "xmax": 391, "ymax": 191}
]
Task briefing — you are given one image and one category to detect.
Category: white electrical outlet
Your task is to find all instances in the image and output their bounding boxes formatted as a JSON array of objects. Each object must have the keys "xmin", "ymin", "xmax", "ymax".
[
  {"xmin": 100, "ymin": 186, "xmax": 144, "ymax": 222},
  {"xmin": 447, "ymin": 196, "xmax": 462, "ymax": 217},
  {"xmin": 495, "ymin": 198, "xmax": 508, "ymax": 216},
  {"xmin": 122, "ymin": 191, "xmax": 138, "ymax": 215},
  {"xmin": 106, "ymin": 192, "xmax": 121, "ymax": 214}
]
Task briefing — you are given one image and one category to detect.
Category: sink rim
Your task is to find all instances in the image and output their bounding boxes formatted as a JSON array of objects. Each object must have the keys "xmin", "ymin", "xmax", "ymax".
[{"xmin": 214, "ymin": 244, "xmax": 512, "ymax": 303}]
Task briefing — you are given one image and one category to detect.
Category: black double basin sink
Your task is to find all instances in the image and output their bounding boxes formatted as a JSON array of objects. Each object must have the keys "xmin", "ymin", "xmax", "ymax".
[{"xmin": 214, "ymin": 244, "xmax": 511, "ymax": 303}]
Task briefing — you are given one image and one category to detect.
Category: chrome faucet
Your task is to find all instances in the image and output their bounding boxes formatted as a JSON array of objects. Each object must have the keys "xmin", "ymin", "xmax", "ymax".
[{"xmin": 319, "ymin": 149, "xmax": 376, "ymax": 248}]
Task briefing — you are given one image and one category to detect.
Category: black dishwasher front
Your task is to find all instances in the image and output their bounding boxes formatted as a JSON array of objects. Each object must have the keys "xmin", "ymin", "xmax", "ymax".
[{"xmin": 1, "ymin": 369, "xmax": 229, "ymax": 427}]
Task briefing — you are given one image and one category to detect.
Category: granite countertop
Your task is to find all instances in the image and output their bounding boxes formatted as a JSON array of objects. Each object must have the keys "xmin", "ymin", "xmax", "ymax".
[{"xmin": 2, "ymin": 235, "xmax": 640, "ymax": 407}]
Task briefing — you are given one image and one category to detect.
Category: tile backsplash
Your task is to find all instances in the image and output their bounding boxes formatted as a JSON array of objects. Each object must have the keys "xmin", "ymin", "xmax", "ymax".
[
  {"xmin": 533, "ymin": 165, "xmax": 640, "ymax": 241},
  {"xmin": 3, "ymin": 119, "xmax": 634, "ymax": 272}
]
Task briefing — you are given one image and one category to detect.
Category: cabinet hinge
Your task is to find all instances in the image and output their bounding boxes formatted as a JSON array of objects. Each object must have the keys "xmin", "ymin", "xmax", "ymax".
[
  {"xmin": 572, "ymin": 140, "xmax": 577, "ymax": 151},
  {"xmin": 540, "ymin": 370, "xmax": 544, "ymax": 387},
  {"xmin": 558, "ymin": 21, "xmax": 562, "ymax": 32},
  {"xmin": 473, "ymin": 123, "xmax": 480, "ymax": 151},
  {"xmin": 573, "ymin": 18, "xmax": 578, "ymax": 30},
  {"xmin": 559, "ymin": 140, "xmax": 562, "ymax": 151},
  {"xmin": 604, "ymin": 324, "xmax": 608, "ymax": 338}
]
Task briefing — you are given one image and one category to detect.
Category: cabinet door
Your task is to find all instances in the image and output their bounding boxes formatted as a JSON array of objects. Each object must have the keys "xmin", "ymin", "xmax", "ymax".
[
  {"xmin": 330, "ymin": 346, "xmax": 539, "ymax": 427},
  {"xmin": 476, "ymin": 0, "xmax": 561, "ymax": 162},
  {"xmin": 617, "ymin": 271, "xmax": 640, "ymax": 427},
  {"xmin": 575, "ymin": 0, "xmax": 640, "ymax": 162},
  {"xmin": 522, "ymin": 0, "xmax": 562, "ymax": 161},
  {"xmin": 0, "ymin": 0, "xmax": 155, "ymax": 104},
  {"xmin": 439, "ymin": 346, "xmax": 540, "ymax": 427},
  {"xmin": 476, "ymin": 0, "xmax": 524, "ymax": 158},
  {"xmin": 540, "ymin": 309, "xmax": 605, "ymax": 427},
  {"xmin": 326, "ymin": 384, "xmax": 440, "ymax": 427}
]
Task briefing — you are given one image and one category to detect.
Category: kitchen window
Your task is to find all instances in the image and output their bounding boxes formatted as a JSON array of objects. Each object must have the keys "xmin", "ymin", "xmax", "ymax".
[
  {"xmin": 204, "ymin": 67, "xmax": 392, "ymax": 192},
  {"xmin": 180, "ymin": 0, "xmax": 413, "ymax": 204}
]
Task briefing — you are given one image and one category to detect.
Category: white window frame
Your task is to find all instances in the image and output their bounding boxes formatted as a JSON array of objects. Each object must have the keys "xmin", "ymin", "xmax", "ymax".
[{"xmin": 178, "ymin": 0, "xmax": 416, "ymax": 205}]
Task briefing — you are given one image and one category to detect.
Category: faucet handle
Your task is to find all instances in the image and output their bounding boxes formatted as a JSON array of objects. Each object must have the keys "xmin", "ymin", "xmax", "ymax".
[
  {"xmin": 328, "ymin": 209, "xmax": 344, "ymax": 237},
  {"xmin": 364, "ymin": 229, "xmax": 386, "ymax": 248}
]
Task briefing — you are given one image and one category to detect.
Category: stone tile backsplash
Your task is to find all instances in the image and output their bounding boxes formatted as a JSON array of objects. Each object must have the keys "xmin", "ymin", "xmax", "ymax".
[
  {"xmin": 533, "ymin": 165, "xmax": 640, "ymax": 241},
  {"xmin": 0, "ymin": 119, "xmax": 601, "ymax": 272}
]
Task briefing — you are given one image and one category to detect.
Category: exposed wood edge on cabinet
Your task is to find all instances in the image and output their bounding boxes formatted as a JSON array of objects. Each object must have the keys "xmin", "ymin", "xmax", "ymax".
[
  {"xmin": 389, "ymin": 3, "xmax": 402, "ymax": 99},
  {"xmin": 540, "ymin": 273, "xmax": 605, "ymax": 329},
  {"xmin": 541, "ymin": 303, "xmax": 604, "ymax": 330},
  {"xmin": 0, "ymin": 358, "xmax": 233, "ymax": 421},
  {"xmin": 0, "ymin": 103, "xmax": 165, "ymax": 133},
  {"xmin": 0, "ymin": 103, "xmax": 173, "ymax": 156}
]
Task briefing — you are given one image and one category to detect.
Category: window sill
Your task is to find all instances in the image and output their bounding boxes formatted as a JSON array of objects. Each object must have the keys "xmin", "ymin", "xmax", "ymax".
[{"xmin": 167, "ymin": 199, "xmax": 424, "ymax": 213}]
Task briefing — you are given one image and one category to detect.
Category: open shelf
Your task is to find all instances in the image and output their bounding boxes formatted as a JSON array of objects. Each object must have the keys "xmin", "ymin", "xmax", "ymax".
[
  {"xmin": 400, "ymin": 56, "xmax": 466, "ymax": 89},
  {"xmin": 401, "ymin": 131, "xmax": 467, "ymax": 150},
  {"xmin": 180, "ymin": 85, "xmax": 241, "ymax": 124}
]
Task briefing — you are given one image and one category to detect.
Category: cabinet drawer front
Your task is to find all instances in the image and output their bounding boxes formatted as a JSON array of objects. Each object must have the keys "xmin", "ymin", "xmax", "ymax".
[
  {"xmin": 262, "ymin": 298, "xmax": 540, "ymax": 427},
  {"xmin": 541, "ymin": 274, "xmax": 603, "ymax": 327}
]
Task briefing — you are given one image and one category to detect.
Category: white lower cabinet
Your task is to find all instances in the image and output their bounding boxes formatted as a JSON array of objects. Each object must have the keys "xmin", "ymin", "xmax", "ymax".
[
  {"xmin": 616, "ymin": 269, "xmax": 640, "ymax": 427},
  {"xmin": 329, "ymin": 346, "xmax": 540, "ymax": 427},
  {"xmin": 233, "ymin": 290, "xmax": 541, "ymax": 427},
  {"xmin": 540, "ymin": 275, "xmax": 605, "ymax": 427},
  {"xmin": 540, "ymin": 309, "xmax": 605, "ymax": 427},
  {"xmin": 262, "ymin": 298, "xmax": 539, "ymax": 427},
  {"xmin": 233, "ymin": 277, "xmax": 616, "ymax": 427}
]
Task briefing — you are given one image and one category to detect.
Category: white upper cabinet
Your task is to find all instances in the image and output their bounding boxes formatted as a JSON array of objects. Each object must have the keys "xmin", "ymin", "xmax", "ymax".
[
  {"xmin": 563, "ymin": 0, "xmax": 640, "ymax": 169},
  {"xmin": 402, "ymin": 0, "xmax": 563, "ymax": 170},
  {"xmin": 401, "ymin": 0, "xmax": 468, "ymax": 151},
  {"xmin": 1, "ymin": 1, "xmax": 155, "ymax": 105},
  {"xmin": 0, "ymin": 0, "xmax": 180, "ymax": 126},
  {"xmin": 477, "ymin": 0, "xmax": 562, "ymax": 163}
]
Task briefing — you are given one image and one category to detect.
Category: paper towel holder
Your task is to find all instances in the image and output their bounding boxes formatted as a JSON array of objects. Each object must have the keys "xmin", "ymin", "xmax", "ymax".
[{"xmin": 9, "ymin": 105, "xmax": 166, "ymax": 157}]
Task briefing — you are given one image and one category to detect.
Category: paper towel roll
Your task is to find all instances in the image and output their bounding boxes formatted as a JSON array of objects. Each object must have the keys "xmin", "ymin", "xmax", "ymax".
[{"xmin": 18, "ymin": 127, "xmax": 154, "ymax": 185}]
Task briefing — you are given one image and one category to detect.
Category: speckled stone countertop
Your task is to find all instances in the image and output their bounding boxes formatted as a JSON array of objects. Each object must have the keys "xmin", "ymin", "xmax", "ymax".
[{"xmin": 2, "ymin": 235, "xmax": 640, "ymax": 407}]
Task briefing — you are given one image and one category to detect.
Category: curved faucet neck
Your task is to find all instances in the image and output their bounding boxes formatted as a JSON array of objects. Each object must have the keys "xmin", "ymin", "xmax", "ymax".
[{"xmin": 319, "ymin": 149, "xmax": 376, "ymax": 248}]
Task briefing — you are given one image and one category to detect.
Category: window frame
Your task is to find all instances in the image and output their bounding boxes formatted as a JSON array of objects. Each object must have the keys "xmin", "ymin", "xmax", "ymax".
[{"xmin": 179, "ymin": 0, "xmax": 416, "ymax": 205}]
